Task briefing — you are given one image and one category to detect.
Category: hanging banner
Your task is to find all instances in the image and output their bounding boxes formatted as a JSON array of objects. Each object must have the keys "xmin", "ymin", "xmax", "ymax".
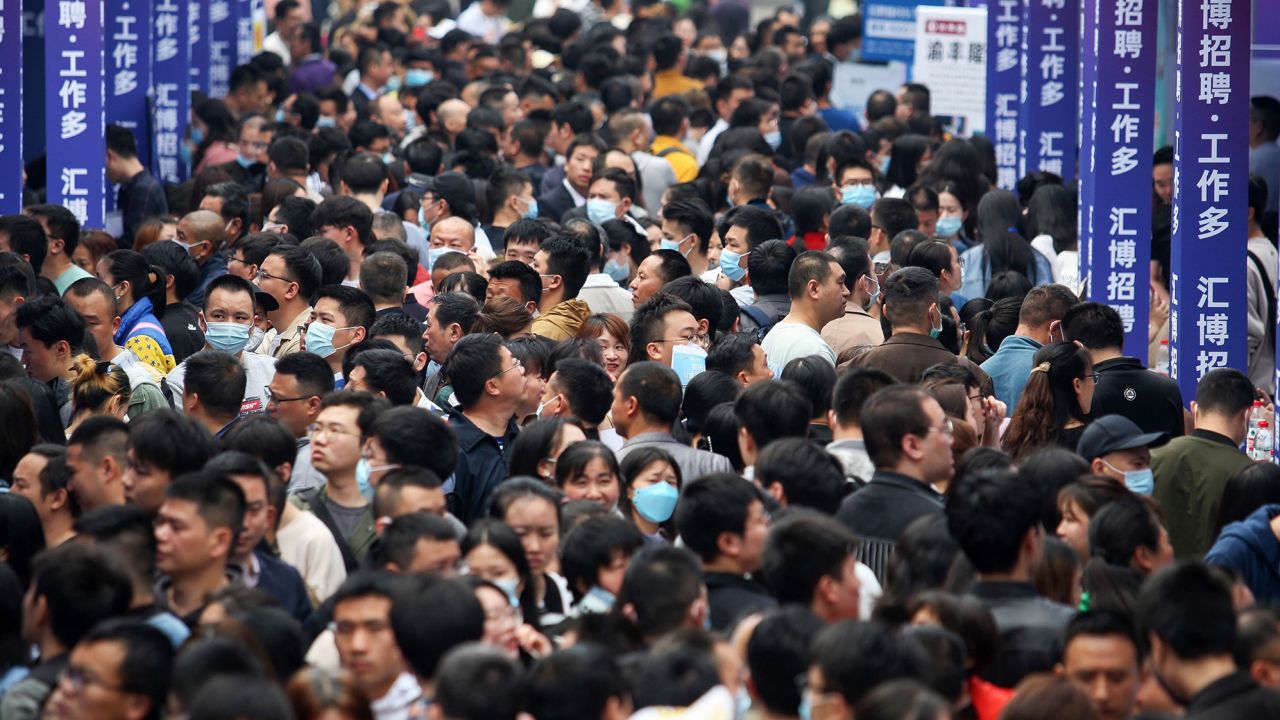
[
  {"xmin": 152, "ymin": 0, "xmax": 188, "ymax": 184},
  {"xmin": 986, "ymin": 0, "xmax": 1021, "ymax": 189},
  {"xmin": 864, "ymin": 0, "xmax": 946, "ymax": 64},
  {"xmin": 0, "ymin": 0, "xmax": 22, "ymax": 213},
  {"xmin": 45, "ymin": 0, "xmax": 105, "ymax": 227},
  {"xmin": 1019, "ymin": 0, "xmax": 1079, "ymax": 179},
  {"xmin": 1080, "ymin": 0, "xmax": 1157, "ymax": 359},
  {"xmin": 1169, "ymin": 0, "xmax": 1249, "ymax": 402},
  {"xmin": 208, "ymin": 0, "xmax": 234, "ymax": 98},
  {"xmin": 22, "ymin": 0, "xmax": 44, "ymax": 161},
  {"xmin": 189, "ymin": 0, "xmax": 209, "ymax": 95},
  {"xmin": 106, "ymin": 0, "xmax": 150, "ymax": 210},
  {"xmin": 235, "ymin": 0, "xmax": 253, "ymax": 63},
  {"xmin": 913, "ymin": 6, "xmax": 987, "ymax": 135},
  {"xmin": 1077, "ymin": 0, "xmax": 1097, "ymax": 285}
]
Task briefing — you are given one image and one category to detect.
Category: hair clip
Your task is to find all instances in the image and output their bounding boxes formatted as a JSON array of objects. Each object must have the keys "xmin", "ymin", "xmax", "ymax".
[{"xmin": 1030, "ymin": 361, "xmax": 1051, "ymax": 374}]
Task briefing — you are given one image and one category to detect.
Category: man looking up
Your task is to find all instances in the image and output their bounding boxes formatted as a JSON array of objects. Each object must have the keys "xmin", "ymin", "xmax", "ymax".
[
  {"xmin": 174, "ymin": 210, "xmax": 229, "ymax": 308},
  {"xmin": 761, "ymin": 251, "xmax": 848, "ymax": 373},
  {"xmin": 836, "ymin": 385, "xmax": 952, "ymax": 541},
  {"xmin": 166, "ymin": 275, "xmax": 277, "ymax": 415},
  {"xmin": 443, "ymin": 334, "xmax": 522, "ymax": 525},
  {"xmin": 295, "ymin": 390, "xmax": 390, "ymax": 570},
  {"xmin": 267, "ymin": 351, "xmax": 334, "ymax": 494},
  {"xmin": 26, "ymin": 204, "xmax": 91, "ymax": 295},
  {"xmin": 312, "ymin": 196, "xmax": 375, "ymax": 286},
  {"xmin": 255, "ymin": 246, "xmax": 323, "ymax": 359},
  {"xmin": 531, "ymin": 235, "xmax": 592, "ymax": 340},
  {"xmin": 154, "ymin": 472, "xmax": 246, "ymax": 625},
  {"xmin": 613, "ymin": 361, "xmax": 734, "ymax": 481},
  {"xmin": 306, "ymin": 285, "xmax": 374, "ymax": 387}
]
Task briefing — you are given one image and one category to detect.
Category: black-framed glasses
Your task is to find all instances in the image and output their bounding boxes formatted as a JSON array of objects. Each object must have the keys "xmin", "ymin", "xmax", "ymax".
[
  {"xmin": 255, "ymin": 268, "xmax": 293, "ymax": 284},
  {"xmin": 264, "ymin": 387, "xmax": 311, "ymax": 404},
  {"xmin": 1083, "ymin": 372, "xmax": 1101, "ymax": 385},
  {"xmin": 59, "ymin": 664, "xmax": 126, "ymax": 695}
]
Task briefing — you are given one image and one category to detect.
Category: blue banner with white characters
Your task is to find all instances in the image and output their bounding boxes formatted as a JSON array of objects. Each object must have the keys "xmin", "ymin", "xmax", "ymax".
[
  {"xmin": 208, "ymin": 0, "xmax": 234, "ymax": 98},
  {"xmin": 863, "ymin": 0, "xmax": 945, "ymax": 63},
  {"xmin": 45, "ymin": 0, "xmax": 105, "ymax": 227},
  {"xmin": 1169, "ymin": 0, "xmax": 1249, "ymax": 402},
  {"xmin": 152, "ymin": 0, "xmax": 188, "ymax": 183},
  {"xmin": 1080, "ymin": 0, "xmax": 1156, "ymax": 359},
  {"xmin": 0, "ymin": 0, "xmax": 22, "ymax": 213},
  {"xmin": 105, "ymin": 0, "xmax": 150, "ymax": 218},
  {"xmin": 985, "ymin": 0, "xmax": 1022, "ymax": 189},
  {"xmin": 1019, "ymin": 0, "xmax": 1078, "ymax": 179},
  {"xmin": 189, "ymin": 0, "xmax": 209, "ymax": 95}
]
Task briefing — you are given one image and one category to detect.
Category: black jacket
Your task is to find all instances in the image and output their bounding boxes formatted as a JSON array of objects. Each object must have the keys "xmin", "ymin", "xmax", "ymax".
[
  {"xmin": 705, "ymin": 572, "xmax": 777, "ymax": 632},
  {"xmin": 1186, "ymin": 671, "xmax": 1280, "ymax": 719},
  {"xmin": 1092, "ymin": 356, "xmax": 1186, "ymax": 438},
  {"xmin": 969, "ymin": 581, "xmax": 1076, "ymax": 689},
  {"xmin": 255, "ymin": 549, "xmax": 314, "ymax": 625},
  {"xmin": 446, "ymin": 412, "xmax": 519, "ymax": 526},
  {"xmin": 836, "ymin": 470, "xmax": 944, "ymax": 541},
  {"xmin": 537, "ymin": 182, "xmax": 578, "ymax": 224}
]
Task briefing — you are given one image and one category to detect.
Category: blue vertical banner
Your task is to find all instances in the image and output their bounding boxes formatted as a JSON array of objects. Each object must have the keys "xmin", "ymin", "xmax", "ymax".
[
  {"xmin": 235, "ymin": 0, "xmax": 252, "ymax": 63},
  {"xmin": 1077, "ymin": 0, "xmax": 1097, "ymax": 285},
  {"xmin": 208, "ymin": 0, "xmax": 234, "ymax": 98},
  {"xmin": 21, "ymin": 0, "xmax": 43, "ymax": 160},
  {"xmin": 1081, "ymin": 0, "xmax": 1156, "ymax": 358},
  {"xmin": 45, "ymin": 0, "xmax": 105, "ymax": 228},
  {"xmin": 189, "ymin": 0, "xmax": 209, "ymax": 95},
  {"xmin": 1019, "ymin": 0, "xmax": 1079, "ymax": 179},
  {"xmin": 152, "ymin": 0, "xmax": 188, "ymax": 184},
  {"xmin": 105, "ymin": 0, "xmax": 150, "ymax": 193},
  {"xmin": 1169, "ymin": 0, "xmax": 1249, "ymax": 402},
  {"xmin": 986, "ymin": 0, "xmax": 1022, "ymax": 189},
  {"xmin": 0, "ymin": 0, "xmax": 23, "ymax": 212}
]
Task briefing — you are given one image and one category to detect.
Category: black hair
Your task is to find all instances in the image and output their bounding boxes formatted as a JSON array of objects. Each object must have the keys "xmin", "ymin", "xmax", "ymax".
[
  {"xmin": 618, "ymin": 361, "xmax": 683, "ymax": 426},
  {"xmin": 15, "ymin": 295, "xmax": 84, "ymax": 354},
  {"xmin": 350, "ymin": 348, "xmax": 417, "ymax": 405},
  {"xmin": 757, "ymin": 439, "xmax": 846, "ymax": 514},
  {"xmin": 946, "ymin": 467, "xmax": 1043, "ymax": 574},
  {"xmin": 184, "ymin": 349, "xmax": 248, "ymax": 419},
  {"xmin": 746, "ymin": 239, "xmax": 797, "ymax": 296},
  {"xmin": 26, "ymin": 204, "xmax": 80, "ymax": 253},
  {"xmin": 540, "ymin": 234, "xmax": 591, "ymax": 299},
  {"xmin": 832, "ymin": 367, "xmax": 898, "ymax": 427},
  {"xmin": 391, "ymin": 574, "xmax": 486, "ymax": 681},
  {"xmin": 0, "ymin": 494, "xmax": 43, "ymax": 588},
  {"xmin": 29, "ymin": 542, "xmax": 132, "ymax": 649},
  {"xmin": 526, "ymin": 644, "xmax": 628, "ymax": 720},
  {"xmin": 1016, "ymin": 446, "xmax": 1091, "ymax": 533},
  {"xmin": 434, "ymin": 645, "xmax": 525, "ymax": 720},
  {"xmin": 717, "ymin": 205, "xmax": 784, "ymax": 251},
  {"xmin": 77, "ymin": 620, "xmax": 175, "ymax": 720},
  {"xmin": 445, "ymin": 333, "xmax": 506, "ymax": 409},
  {"xmin": 221, "ymin": 415, "xmax": 298, "ymax": 474},
  {"xmin": 104, "ymin": 249, "xmax": 168, "ymax": 312},
  {"xmin": 615, "ymin": 544, "xmax": 705, "ymax": 638},
  {"xmin": 128, "ymin": 409, "xmax": 218, "ymax": 478},
  {"xmin": 1061, "ymin": 301, "xmax": 1125, "ymax": 350},
  {"xmin": 376, "ymin": 512, "xmax": 459, "ymax": 570},
  {"xmin": 0, "ymin": 215, "xmax": 48, "ymax": 273},
  {"xmin": 746, "ymin": 607, "xmax": 825, "ymax": 715},
  {"xmin": 735, "ymin": 379, "xmax": 812, "ymax": 450},
  {"xmin": 811, "ymin": 620, "xmax": 928, "ymax": 706},
  {"xmin": 1194, "ymin": 367, "xmax": 1256, "ymax": 417},
  {"xmin": 310, "ymin": 196, "xmax": 374, "ymax": 247},
  {"xmin": 139, "ymin": 240, "xmax": 200, "ymax": 303},
  {"xmin": 549, "ymin": 358, "xmax": 613, "ymax": 426},
  {"xmin": 660, "ymin": 199, "xmax": 714, "ymax": 255},
  {"xmin": 1138, "ymin": 561, "xmax": 1237, "ymax": 659},
  {"xmin": 829, "ymin": 204, "xmax": 872, "ymax": 240},
  {"xmin": 1216, "ymin": 463, "xmax": 1280, "ymax": 537},
  {"xmin": 661, "ymin": 276, "xmax": 723, "ymax": 338},
  {"xmin": 273, "ymin": 350, "xmax": 335, "ymax": 399},
  {"xmin": 763, "ymin": 510, "xmax": 858, "ymax": 605},
  {"xmin": 166, "ymin": 472, "xmax": 248, "ymax": 550},
  {"xmin": 706, "ymin": 332, "xmax": 759, "ymax": 379},
  {"xmin": 461, "ymin": 519, "xmax": 540, "ymax": 627},
  {"xmin": 561, "ymin": 514, "xmax": 644, "ymax": 599},
  {"xmin": 1064, "ymin": 609, "xmax": 1144, "ymax": 665},
  {"xmin": 188, "ymin": 675, "xmax": 292, "ymax": 720},
  {"xmin": 674, "ymin": 473, "xmax": 760, "ymax": 563},
  {"xmin": 370, "ymin": 406, "xmax": 457, "ymax": 480}
]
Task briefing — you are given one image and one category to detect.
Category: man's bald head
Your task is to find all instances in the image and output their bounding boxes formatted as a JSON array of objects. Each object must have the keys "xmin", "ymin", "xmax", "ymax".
[
  {"xmin": 438, "ymin": 99, "xmax": 470, "ymax": 134},
  {"xmin": 432, "ymin": 216, "xmax": 475, "ymax": 251},
  {"xmin": 182, "ymin": 210, "xmax": 228, "ymax": 251}
]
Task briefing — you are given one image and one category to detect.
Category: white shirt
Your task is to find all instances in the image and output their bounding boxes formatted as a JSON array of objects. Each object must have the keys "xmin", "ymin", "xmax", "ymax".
[
  {"xmin": 278, "ymin": 506, "xmax": 348, "ymax": 607},
  {"xmin": 165, "ymin": 349, "xmax": 277, "ymax": 415},
  {"xmin": 563, "ymin": 177, "xmax": 586, "ymax": 207},
  {"xmin": 761, "ymin": 321, "xmax": 837, "ymax": 374},
  {"xmin": 456, "ymin": 2, "xmax": 507, "ymax": 43},
  {"xmin": 578, "ymin": 273, "xmax": 635, "ymax": 321},
  {"xmin": 697, "ymin": 118, "xmax": 729, "ymax": 166}
]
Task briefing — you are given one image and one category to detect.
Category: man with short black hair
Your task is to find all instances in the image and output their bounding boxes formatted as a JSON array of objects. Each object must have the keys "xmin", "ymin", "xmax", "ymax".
[
  {"xmin": 659, "ymin": 199, "xmax": 714, "ymax": 277},
  {"xmin": 630, "ymin": 249, "xmax": 691, "ymax": 308},
  {"xmin": 198, "ymin": 182, "xmax": 250, "ymax": 245},
  {"xmin": 12, "ymin": 445, "xmax": 76, "ymax": 547},
  {"xmin": 761, "ymin": 251, "xmax": 847, "ymax": 372},
  {"xmin": 485, "ymin": 260, "xmax": 542, "ymax": 316},
  {"xmin": 1, "ymin": 544, "xmax": 132, "ymax": 720},
  {"xmin": 746, "ymin": 608, "xmax": 826, "ymax": 718},
  {"xmin": 307, "ymin": 285, "xmax": 374, "ymax": 385},
  {"xmin": 1063, "ymin": 301, "xmax": 1185, "ymax": 437},
  {"xmin": 734, "ymin": 380, "xmax": 812, "ymax": 470},
  {"xmin": 332, "ymin": 571, "xmax": 422, "ymax": 718},
  {"xmin": 266, "ymin": 351, "xmax": 334, "ymax": 494},
  {"xmin": 613, "ymin": 362, "xmax": 733, "ymax": 481},
  {"xmin": 444, "ymin": 334, "xmax": 523, "ymax": 525},
  {"xmin": 1153, "ymin": 368, "xmax": 1257, "ymax": 557},
  {"xmin": 106, "ymin": 124, "xmax": 169, "ymax": 246},
  {"xmin": 123, "ymin": 410, "xmax": 217, "ymax": 515},
  {"xmin": 616, "ymin": 544, "xmax": 710, "ymax": 645},
  {"xmin": 312, "ymin": 196, "xmax": 375, "ymax": 285},
  {"xmin": 154, "ymin": 472, "xmax": 246, "ymax": 623},
  {"xmin": 948, "ymin": 467, "xmax": 1075, "ymax": 688},
  {"xmin": 45, "ymin": 619, "xmax": 175, "ymax": 720},
  {"xmin": 256, "ymin": 246, "xmax": 323, "ymax": 358},
  {"xmin": 65, "ymin": 416, "xmax": 130, "ymax": 510},
  {"xmin": 345, "ymin": 347, "xmax": 418, "ymax": 406},
  {"xmin": 16, "ymin": 295, "xmax": 85, "ymax": 426},
  {"xmin": 1057, "ymin": 610, "xmax": 1144, "ymax": 720},
  {"xmin": 538, "ymin": 134, "xmax": 607, "ymax": 223},
  {"xmin": 1139, "ymin": 562, "xmax": 1280, "ymax": 716},
  {"xmin": 822, "ymin": 238, "xmax": 885, "ymax": 355},
  {"xmin": 531, "ymin": 235, "xmax": 592, "ymax": 340},
  {"xmin": 867, "ymin": 198, "xmax": 918, "ymax": 263},
  {"xmin": 836, "ymin": 385, "xmax": 950, "ymax": 540},
  {"xmin": 804, "ymin": 620, "xmax": 928, "ymax": 719},
  {"xmin": 981, "ymin": 284, "xmax": 1077, "ymax": 411},
  {"xmin": 706, "ymin": 332, "xmax": 773, "ymax": 388},
  {"xmin": 716, "ymin": 205, "xmax": 785, "ymax": 295},
  {"xmin": 853, "ymin": 267, "xmax": 992, "ymax": 390},
  {"xmin": 390, "ymin": 575, "xmax": 485, "ymax": 712},
  {"xmin": 538, "ymin": 357, "xmax": 614, "ymax": 438},
  {"xmin": 26, "ymin": 204, "xmax": 90, "ymax": 294},
  {"xmin": 179, "ymin": 349, "xmax": 248, "ymax": 437},
  {"xmin": 764, "ymin": 511, "xmax": 865, "ymax": 623},
  {"xmin": 628, "ymin": 292, "xmax": 701, "ymax": 368},
  {"xmin": 373, "ymin": 513, "xmax": 461, "ymax": 575}
]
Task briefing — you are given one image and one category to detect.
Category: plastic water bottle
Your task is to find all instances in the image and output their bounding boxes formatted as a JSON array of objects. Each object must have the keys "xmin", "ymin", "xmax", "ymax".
[
  {"xmin": 1248, "ymin": 401, "xmax": 1265, "ymax": 458},
  {"xmin": 1155, "ymin": 340, "xmax": 1170, "ymax": 374},
  {"xmin": 1257, "ymin": 421, "xmax": 1273, "ymax": 462}
]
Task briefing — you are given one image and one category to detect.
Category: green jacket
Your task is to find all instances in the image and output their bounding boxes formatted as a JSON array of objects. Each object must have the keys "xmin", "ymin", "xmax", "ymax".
[
  {"xmin": 291, "ymin": 486, "xmax": 375, "ymax": 573},
  {"xmin": 1151, "ymin": 431, "xmax": 1252, "ymax": 558}
]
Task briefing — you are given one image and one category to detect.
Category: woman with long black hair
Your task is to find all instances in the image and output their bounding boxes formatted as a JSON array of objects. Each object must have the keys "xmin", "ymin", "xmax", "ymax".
[
  {"xmin": 959, "ymin": 189, "xmax": 1054, "ymax": 300},
  {"xmin": 97, "ymin": 250, "xmax": 176, "ymax": 373}
]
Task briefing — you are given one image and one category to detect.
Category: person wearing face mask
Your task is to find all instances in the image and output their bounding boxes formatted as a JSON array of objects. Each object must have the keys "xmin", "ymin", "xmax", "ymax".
[
  {"xmin": 979, "ymin": 284, "xmax": 1077, "ymax": 413},
  {"xmin": 1076, "ymin": 416, "xmax": 1167, "ymax": 495},
  {"xmin": 822, "ymin": 238, "xmax": 885, "ymax": 355},
  {"xmin": 173, "ymin": 210, "xmax": 230, "ymax": 309},
  {"xmin": 483, "ymin": 168, "xmax": 538, "ymax": 253},
  {"xmin": 851, "ymin": 267, "xmax": 993, "ymax": 392},
  {"xmin": 305, "ymin": 286, "xmax": 375, "ymax": 388},
  {"xmin": 163, "ymin": 275, "xmax": 278, "ymax": 418}
]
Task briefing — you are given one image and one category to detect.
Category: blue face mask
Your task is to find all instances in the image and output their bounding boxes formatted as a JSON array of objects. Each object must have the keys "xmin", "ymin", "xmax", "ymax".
[
  {"xmin": 604, "ymin": 259, "xmax": 630, "ymax": 283},
  {"xmin": 236, "ymin": 153, "xmax": 256, "ymax": 169},
  {"xmin": 382, "ymin": 151, "xmax": 396, "ymax": 165},
  {"xmin": 764, "ymin": 129, "xmax": 782, "ymax": 149},
  {"xmin": 522, "ymin": 198, "xmax": 539, "ymax": 220},
  {"xmin": 586, "ymin": 198, "xmax": 618, "ymax": 225},
  {"xmin": 719, "ymin": 247, "xmax": 748, "ymax": 282},
  {"xmin": 842, "ymin": 185, "xmax": 877, "ymax": 209},
  {"xmin": 179, "ymin": 143, "xmax": 193, "ymax": 168},
  {"xmin": 355, "ymin": 458, "xmax": 374, "ymax": 499},
  {"xmin": 429, "ymin": 247, "xmax": 459, "ymax": 271},
  {"xmin": 316, "ymin": 116, "xmax": 337, "ymax": 129},
  {"xmin": 1106, "ymin": 461, "xmax": 1155, "ymax": 495},
  {"xmin": 204, "ymin": 321, "xmax": 251, "ymax": 354},
  {"xmin": 936, "ymin": 215, "xmax": 963, "ymax": 237},
  {"xmin": 275, "ymin": 108, "xmax": 286, "ymax": 123},
  {"xmin": 190, "ymin": 126, "xmax": 205, "ymax": 145},
  {"xmin": 405, "ymin": 68, "xmax": 434, "ymax": 87},
  {"xmin": 633, "ymin": 482, "xmax": 679, "ymax": 523},
  {"xmin": 879, "ymin": 155, "xmax": 891, "ymax": 174},
  {"xmin": 385, "ymin": 75, "xmax": 402, "ymax": 93},
  {"xmin": 305, "ymin": 322, "xmax": 348, "ymax": 358},
  {"xmin": 735, "ymin": 687, "xmax": 752, "ymax": 720},
  {"xmin": 585, "ymin": 585, "xmax": 616, "ymax": 610},
  {"xmin": 493, "ymin": 578, "xmax": 520, "ymax": 604},
  {"xmin": 798, "ymin": 694, "xmax": 812, "ymax": 720}
]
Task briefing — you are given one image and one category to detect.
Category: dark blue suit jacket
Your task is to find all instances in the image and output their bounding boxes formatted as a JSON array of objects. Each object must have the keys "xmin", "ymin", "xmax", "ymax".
[{"xmin": 256, "ymin": 549, "xmax": 313, "ymax": 625}]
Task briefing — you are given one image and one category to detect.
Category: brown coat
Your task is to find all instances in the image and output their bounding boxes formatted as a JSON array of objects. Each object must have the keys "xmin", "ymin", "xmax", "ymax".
[{"xmin": 852, "ymin": 332, "xmax": 994, "ymax": 394}]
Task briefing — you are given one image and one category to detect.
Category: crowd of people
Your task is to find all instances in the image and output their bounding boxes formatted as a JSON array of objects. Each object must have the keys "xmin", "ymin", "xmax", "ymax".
[{"xmin": 2, "ymin": 1, "xmax": 1280, "ymax": 719}]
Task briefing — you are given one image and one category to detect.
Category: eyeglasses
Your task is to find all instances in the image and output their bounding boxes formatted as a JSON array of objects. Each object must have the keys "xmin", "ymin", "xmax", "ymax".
[
  {"xmin": 844, "ymin": 179, "xmax": 876, "ymax": 188},
  {"xmin": 491, "ymin": 357, "xmax": 523, "ymax": 378},
  {"xmin": 59, "ymin": 665, "xmax": 125, "ymax": 695},
  {"xmin": 255, "ymin": 268, "xmax": 293, "ymax": 284},
  {"xmin": 264, "ymin": 386, "xmax": 312, "ymax": 405},
  {"xmin": 1083, "ymin": 372, "xmax": 1101, "ymax": 384},
  {"xmin": 657, "ymin": 333, "xmax": 710, "ymax": 349},
  {"xmin": 924, "ymin": 417, "xmax": 954, "ymax": 437},
  {"xmin": 328, "ymin": 619, "xmax": 391, "ymax": 636},
  {"xmin": 307, "ymin": 423, "xmax": 362, "ymax": 440},
  {"xmin": 484, "ymin": 605, "xmax": 522, "ymax": 626}
]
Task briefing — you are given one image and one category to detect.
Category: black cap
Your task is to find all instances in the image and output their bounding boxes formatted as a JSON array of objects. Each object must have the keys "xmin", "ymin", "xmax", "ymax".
[
  {"xmin": 254, "ymin": 289, "xmax": 279, "ymax": 313},
  {"xmin": 420, "ymin": 172, "xmax": 475, "ymax": 217},
  {"xmin": 1076, "ymin": 415, "xmax": 1169, "ymax": 461}
]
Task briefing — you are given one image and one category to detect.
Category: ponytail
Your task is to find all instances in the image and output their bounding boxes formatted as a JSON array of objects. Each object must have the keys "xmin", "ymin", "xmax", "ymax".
[
  {"xmin": 69, "ymin": 354, "xmax": 131, "ymax": 417},
  {"xmin": 144, "ymin": 264, "xmax": 169, "ymax": 317}
]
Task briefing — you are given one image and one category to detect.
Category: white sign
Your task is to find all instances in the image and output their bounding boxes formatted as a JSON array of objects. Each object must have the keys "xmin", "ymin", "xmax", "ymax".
[
  {"xmin": 913, "ymin": 6, "xmax": 988, "ymax": 134},
  {"xmin": 830, "ymin": 61, "xmax": 908, "ymax": 119}
]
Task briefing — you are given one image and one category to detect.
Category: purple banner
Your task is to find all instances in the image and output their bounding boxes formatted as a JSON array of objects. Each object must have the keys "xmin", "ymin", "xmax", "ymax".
[
  {"xmin": 236, "ymin": 0, "xmax": 263, "ymax": 64},
  {"xmin": 45, "ymin": 0, "xmax": 105, "ymax": 227},
  {"xmin": 22, "ymin": 0, "xmax": 44, "ymax": 159},
  {"xmin": 152, "ymin": 0, "xmax": 188, "ymax": 183},
  {"xmin": 106, "ymin": 0, "xmax": 150, "ymax": 190},
  {"xmin": 1169, "ymin": 0, "xmax": 1249, "ymax": 402},
  {"xmin": 986, "ymin": 0, "xmax": 1022, "ymax": 190},
  {"xmin": 1081, "ymin": 0, "xmax": 1156, "ymax": 359},
  {"xmin": 1019, "ymin": 0, "xmax": 1079, "ymax": 179},
  {"xmin": 1077, "ymin": 0, "xmax": 1097, "ymax": 286},
  {"xmin": 0, "ymin": 0, "xmax": 22, "ymax": 213},
  {"xmin": 208, "ymin": 0, "xmax": 234, "ymax": 98},
  {"xmin": 189, "ymin": 0, "xmax": 209, "ymax": 94}
]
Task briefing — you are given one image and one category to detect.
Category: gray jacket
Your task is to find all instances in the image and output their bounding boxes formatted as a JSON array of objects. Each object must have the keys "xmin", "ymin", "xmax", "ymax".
[{"xmin": 616, "ymin": 431, "xmax": 734, "ymax": 483}]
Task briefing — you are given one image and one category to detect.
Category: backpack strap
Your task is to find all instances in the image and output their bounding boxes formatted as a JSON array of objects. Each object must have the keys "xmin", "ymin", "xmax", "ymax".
[
  {"xmin": 297, "ymin": 488, "xmax": 360, "ymax": 573},
  {"xmin": 1248, "ymin": 250, "xmax": 1277, "ymax": 348}
]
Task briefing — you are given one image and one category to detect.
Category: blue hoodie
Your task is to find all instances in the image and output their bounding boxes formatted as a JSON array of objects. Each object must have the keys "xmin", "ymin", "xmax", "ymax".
[{"xmin": 1205, "ymin": 504, "xmax": 1280, "ymax": 604}]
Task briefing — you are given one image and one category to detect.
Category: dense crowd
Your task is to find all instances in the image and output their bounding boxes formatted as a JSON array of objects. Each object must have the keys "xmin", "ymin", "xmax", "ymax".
[{"xmin": 3, "ymin": 1, "xmax": 1280, "ymax": 719}]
